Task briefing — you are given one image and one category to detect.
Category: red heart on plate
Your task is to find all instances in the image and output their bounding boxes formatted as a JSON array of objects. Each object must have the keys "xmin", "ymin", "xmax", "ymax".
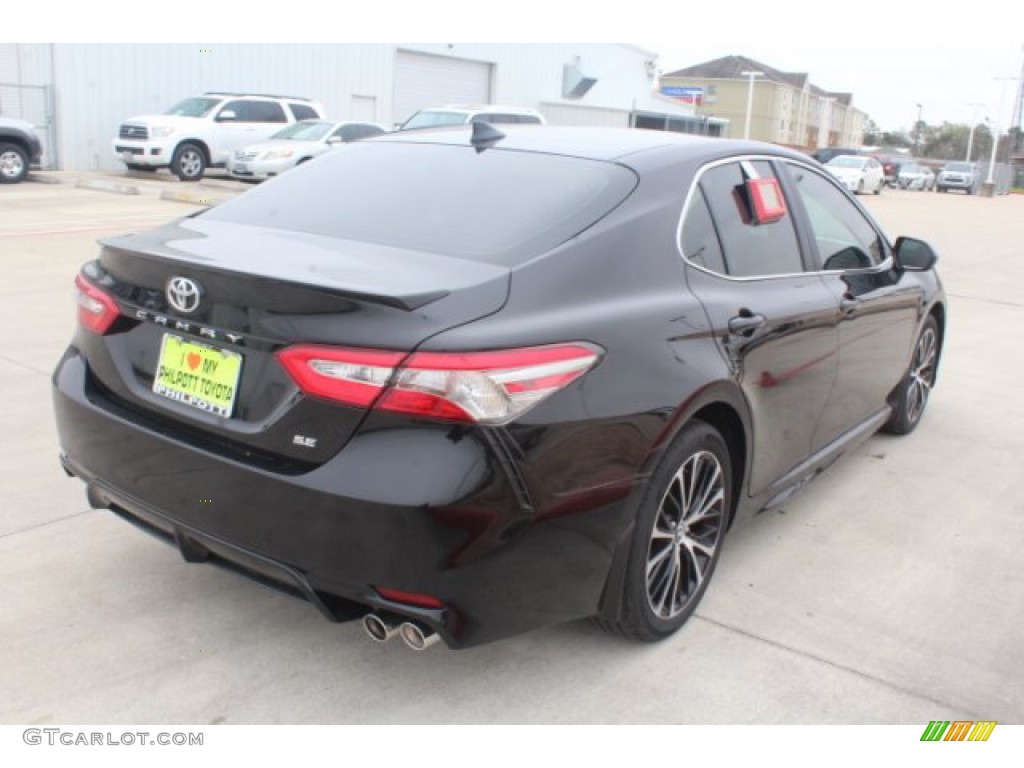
[{"xmin": 187, "ymin": 352, "xmax": 201, "ymax": 370}]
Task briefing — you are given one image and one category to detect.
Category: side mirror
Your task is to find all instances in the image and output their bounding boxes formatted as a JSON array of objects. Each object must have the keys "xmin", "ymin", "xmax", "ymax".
[
  {"xmin": 893, "ymin": 237, "xmax": 938, "ymax": 271},
  {"xmin": 216, "ymin": 109, "xmax": 237, "ymax": 122},
  {"xmin": 326, "ymin": 136, "xmax": 343, "ymax": 145}
]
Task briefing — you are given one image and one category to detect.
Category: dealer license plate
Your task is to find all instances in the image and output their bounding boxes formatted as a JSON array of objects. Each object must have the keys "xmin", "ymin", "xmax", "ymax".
[{"xmin": 152, "ymin": 334, "xmax": 243, "ymax": 417}]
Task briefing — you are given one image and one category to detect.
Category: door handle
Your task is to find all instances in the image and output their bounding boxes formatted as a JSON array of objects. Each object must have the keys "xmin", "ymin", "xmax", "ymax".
[{"xmin": 728, "ymin": 312, "xmax": 767, "ymax": 336}]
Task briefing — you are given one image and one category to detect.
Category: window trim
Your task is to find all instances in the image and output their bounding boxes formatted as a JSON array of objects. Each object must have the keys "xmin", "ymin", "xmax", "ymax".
[
  {"xmin": 676, "ymin": 154, "xmax": 810, "ymax": 281},
  {"xmin": 676, "ymin": 154, "xmax": 894, "ymax": 281}
]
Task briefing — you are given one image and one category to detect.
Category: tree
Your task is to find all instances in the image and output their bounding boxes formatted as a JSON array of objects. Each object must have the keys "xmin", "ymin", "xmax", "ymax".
[
  {"xmin": 879, "ymin": 130, "xmax": 912, "ymax": 148},
  {"xmin": 863, "ymin": 117, "xmax": 882, "ymax": 145}
]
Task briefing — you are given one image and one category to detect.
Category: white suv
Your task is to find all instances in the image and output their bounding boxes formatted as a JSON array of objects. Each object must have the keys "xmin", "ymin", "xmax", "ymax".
[
  {"xmin": 113, "ymin": 93, "xmax": 326, "ymax": 181},
  {"xmin": 400, "ymin": 104, "xmax": 545, "ymax": 131}
]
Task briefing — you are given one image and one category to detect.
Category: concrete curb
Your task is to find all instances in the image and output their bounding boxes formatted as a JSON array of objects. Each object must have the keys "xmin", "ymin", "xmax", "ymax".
[
  {"xmin": 75, "ymin": 179, "xmax": 142, "ymax": 196},
  {"xmin": 26, "ymin": 173, "xmax": 64, "ymax": 185},
  {"xmin": 192, "ymin": 178, "xmax": 249, "ymax": 191},
  {"xmin": 158, "ymin": 189, "xmax": 233, "ymax": 207}
]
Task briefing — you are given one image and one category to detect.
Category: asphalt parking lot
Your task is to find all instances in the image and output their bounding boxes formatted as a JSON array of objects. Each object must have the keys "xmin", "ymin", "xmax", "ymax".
[{"xmin": 2, "ymin": 172, "xmax": 1022, "ymax": 724}]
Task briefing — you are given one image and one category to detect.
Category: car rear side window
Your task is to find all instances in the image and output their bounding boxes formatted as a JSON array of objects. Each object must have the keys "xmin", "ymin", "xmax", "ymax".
[
  {"xmin": 203, "ymin": 142, "xmax": 637, "ymax": 265},
  {"xmin": 784, "ymin": 162, "xmax": 885, "ymax": 268},
  {"xmin": 248, "ymin": 101, "xmax": 288, "ymax": 123},
  {"xmin": 696, "ymin": 161, "xmax": 803, "ymax": 277},
  {"xmin": 680, "ymin": 188, "xmax": 727, "ymax": 275},
  {"xmin": 289, "ymin": 103, "xmax": 319, "ymax": 121}
]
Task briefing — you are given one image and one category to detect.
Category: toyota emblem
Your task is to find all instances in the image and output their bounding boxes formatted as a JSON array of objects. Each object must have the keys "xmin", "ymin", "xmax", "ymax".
[{"xmin": 166, "ymin": 276, "xmax": 203, "ymax": 314}]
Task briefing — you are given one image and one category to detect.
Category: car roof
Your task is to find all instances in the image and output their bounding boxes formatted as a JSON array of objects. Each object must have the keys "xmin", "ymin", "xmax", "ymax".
[
  {"xmin": 204, "ymin": 92, "xmax": 316, "ymax": 102},
  {"xmin": 370, "ymin": 125, "xmax": 803, "ymax": 164},
  {"xmin": 422, "ymin": 104, "xmax": 542, "ymax": 115}
]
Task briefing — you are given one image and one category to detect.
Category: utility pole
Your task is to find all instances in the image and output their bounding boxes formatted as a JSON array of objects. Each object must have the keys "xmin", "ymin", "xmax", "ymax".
[
  {"xmin": 1011, "ymin": 45, "xmax": 1024, "ymax": 155},
  {"xmin": 741, "ymin": 70, "xmax": 763, "ymax": 140},
  {"xmin": 984, "ymin": 74, "xmax": 1022, "ymax": 194}
]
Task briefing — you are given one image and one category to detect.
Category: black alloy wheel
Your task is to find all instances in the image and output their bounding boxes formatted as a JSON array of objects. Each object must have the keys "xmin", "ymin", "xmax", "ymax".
[
  {"xmin": 884, "ymin": 316, "xmax": 939, "ymax": 435},
  {"xmin": 601, "ymin": 420, "xmax": 732, "ymax": 641}
]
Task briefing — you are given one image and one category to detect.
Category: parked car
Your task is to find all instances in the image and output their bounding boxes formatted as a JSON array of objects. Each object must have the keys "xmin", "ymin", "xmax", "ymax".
[
  {"xmin": 825, "ymin": 154, "xmax": 885, "ymax": 194},
  {"xmin": 113, "ymin": 92, "xmax": 326, "ymax": 181},
  {"xmin": 54, "ymin": 127, "xmax": 945, "ymax": 650},
  {"xmin": 936, "ymin": 161, "xmax": 980, "ymax": 194},
  {"xmin": 872, "ymin": 154, "xmax": 907, "ymax": 187},
  {"xmin": 0, "ymin": 116, "xmax": 43, "ymax": 184},
  {"xmin": 400, "ymin": 104, "xmax": 545, "ymax": 130},
  {"xmin": 228, "ymin": 120, "xmax": 387, "ymax": 181},
  {"xmin": 898, "ymin": 163, "xmax": 935, "ymax": 191},
  {"xmin": 810, "ymin": 146, "xmax": 863, "ymax": 165}
]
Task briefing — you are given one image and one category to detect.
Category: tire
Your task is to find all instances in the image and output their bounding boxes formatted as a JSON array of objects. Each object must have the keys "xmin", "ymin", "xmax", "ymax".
[
  {"xmin": 874, "ymin": 178, "xmax": 882, "ymax": 195},
  {"xmin": 171, "ymin": 142, "xmax": 206, "ymax": 181},
  {"xmin": 856, "ymin": 179, "xmax": 864, "ymax": 195},
  {"xmin": 883, "ymin": 316, "xmax": 939, "ymax": 435},
  {"xmin": 599, "ymin": 420, "xmax": 733, "ymax": 642},
  {"xmin": 0, "ymin": 142, "xmax": 29, "ymax": 184}
]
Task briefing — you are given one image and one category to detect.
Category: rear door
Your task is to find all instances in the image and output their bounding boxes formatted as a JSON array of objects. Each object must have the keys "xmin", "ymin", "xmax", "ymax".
[{"xmin": 681, "ymin": 157, "xmax": 841, "ymax": 497}]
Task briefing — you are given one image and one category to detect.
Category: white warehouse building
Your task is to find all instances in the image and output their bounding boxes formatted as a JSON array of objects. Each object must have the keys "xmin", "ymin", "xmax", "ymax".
[{"xmin": 0, "ymin": 43, "xmax": 726, "ymax": 172}]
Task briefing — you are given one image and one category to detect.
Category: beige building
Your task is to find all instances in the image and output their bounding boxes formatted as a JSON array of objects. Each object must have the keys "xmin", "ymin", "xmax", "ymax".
[{"xmin": 660, "ymin": 55, "xmax": 867, "ymax": 150}]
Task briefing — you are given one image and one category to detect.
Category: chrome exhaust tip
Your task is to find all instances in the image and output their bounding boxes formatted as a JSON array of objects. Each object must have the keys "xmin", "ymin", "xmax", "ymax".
[
  {"xmin": 398, "ymin": 621, "xmax": 441, "ymax": 651},
  {"xmin": 362, "ymin": 613, "xmax": 398, "ymax": 643}
]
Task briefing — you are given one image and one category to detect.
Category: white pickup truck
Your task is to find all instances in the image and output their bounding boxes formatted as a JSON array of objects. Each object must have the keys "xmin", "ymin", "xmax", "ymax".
[{"xmin": 113, "ymin": 92, "xmax": 326, "ymax": 181}]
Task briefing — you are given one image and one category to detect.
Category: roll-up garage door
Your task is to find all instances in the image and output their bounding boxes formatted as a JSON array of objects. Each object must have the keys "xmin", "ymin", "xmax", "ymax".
[{"xmin": 394, "ymin": 51, "xmax": 493, "ymax": 124}]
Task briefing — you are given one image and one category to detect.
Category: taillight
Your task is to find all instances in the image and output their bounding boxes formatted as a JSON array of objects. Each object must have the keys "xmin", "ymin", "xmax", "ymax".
[
  {"xmin": 277, "ymin": 342, "xmax": 601, "ymax": 425},
  {"xmin": 276, "ymin": 346, "xmax": 404, "ymax": 407},
  {"xmin": 74, "ymin": 274, "xmax": 120, "ymax": 334}
]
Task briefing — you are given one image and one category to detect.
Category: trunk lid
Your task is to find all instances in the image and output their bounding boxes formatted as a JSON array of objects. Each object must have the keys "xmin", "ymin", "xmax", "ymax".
[{"xmin": 82, "ymin": 218, "xmax": 509, "ymax": 469}]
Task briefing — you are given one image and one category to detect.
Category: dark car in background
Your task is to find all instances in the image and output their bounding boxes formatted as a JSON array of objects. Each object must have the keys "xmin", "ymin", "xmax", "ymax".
[
  {"xmin": 810, "ymin": 146, "xmax": 863, "ymax": 165},
  {"xmin": 872, "ymin": 153, "xmax": 909, "ymax": 187},
  {"xmin": 0, "ymin": 116, "xmax": 43, "ymax": 183},
  {"xmin": 53, "ymin": 127, "xmax": 945, "ymax": 650}
]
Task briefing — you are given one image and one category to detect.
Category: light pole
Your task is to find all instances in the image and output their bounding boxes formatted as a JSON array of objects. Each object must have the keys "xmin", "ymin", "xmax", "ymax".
[
  {"xmin": 985, "ymin": 79, "xmax": 1013, "ymax": 191},
  {"xmin": 741, "ymin": 70, "xmax": 763, "ymax": 140},
  {"xmin": 965, "ymin": 102, "xmax": 984, "ymax": 161},
  {"xmin": 913, "ymin": 103, "xmax": 923, "ymax": 156}
]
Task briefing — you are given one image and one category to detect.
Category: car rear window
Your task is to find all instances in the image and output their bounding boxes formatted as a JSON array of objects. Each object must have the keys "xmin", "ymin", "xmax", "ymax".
[
  {"xmin": 402, "ymin": 111, "xmax": 468, "ymax": 130},
  {"xmin": 203, "ymin": 142, "xmax": 637, "ymax": 265}
]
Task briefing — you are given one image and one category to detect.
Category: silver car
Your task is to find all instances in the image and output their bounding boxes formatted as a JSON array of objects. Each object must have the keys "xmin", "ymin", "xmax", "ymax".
[
  {"xmin": 228, "ymin": 120, "xmax": 386, "ymax": 181},
  {"xmin": 897, "ymin": 163, "xmax": 935, "ymax": 191}
]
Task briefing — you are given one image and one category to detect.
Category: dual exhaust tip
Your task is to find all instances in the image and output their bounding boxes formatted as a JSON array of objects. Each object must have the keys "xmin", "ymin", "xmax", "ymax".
[{"xmin": 363, "ymin": 613, "xmax": 440, "ymax": 651}]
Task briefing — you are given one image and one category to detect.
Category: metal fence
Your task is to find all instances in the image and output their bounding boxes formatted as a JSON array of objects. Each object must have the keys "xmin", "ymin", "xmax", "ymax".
[{"xmin": 0, "ymin": 82, "xmax": 56, "ymax": 169}]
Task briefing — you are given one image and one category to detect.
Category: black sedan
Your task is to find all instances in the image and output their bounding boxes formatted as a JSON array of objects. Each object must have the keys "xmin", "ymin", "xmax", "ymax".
[{"xmin": 53, "ymin": 126, "xmax": 945, "ymax": 649}]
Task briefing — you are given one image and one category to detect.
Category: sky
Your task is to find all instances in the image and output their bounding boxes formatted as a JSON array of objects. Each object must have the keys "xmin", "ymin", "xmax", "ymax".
[
  {"xmin": 649, "ymin": 41, "xmax": 1024, "ymax": 132},
  {"xmin": 14, "ymin": 0, "xmax": 1024, "ymax": 133}
]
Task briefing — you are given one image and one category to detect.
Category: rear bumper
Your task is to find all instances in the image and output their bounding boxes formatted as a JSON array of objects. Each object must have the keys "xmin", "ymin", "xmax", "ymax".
[
  {"xmin": 53, "ymin": 347, "xmax": 635, "ymax": 647},
  {"xmin": 228, "ymin": 157, "xmax": 294, "ymax": 180}
]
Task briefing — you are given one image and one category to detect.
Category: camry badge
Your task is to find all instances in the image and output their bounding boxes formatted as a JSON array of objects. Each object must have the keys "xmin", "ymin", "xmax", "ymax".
[{"xmin": 166, "ymin": 276, "xmax": 202, "ymax": 314}]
